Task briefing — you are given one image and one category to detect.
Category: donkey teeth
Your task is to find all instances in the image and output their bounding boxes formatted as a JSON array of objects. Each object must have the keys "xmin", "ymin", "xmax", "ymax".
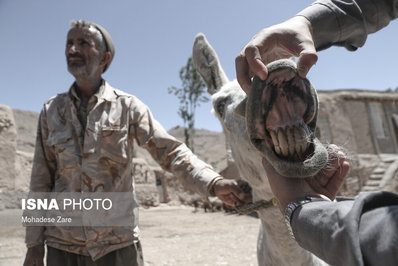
[
  {"xmin": 269, "ymin": 126, "xmax": 311, "ymax": 158},
  {"xmin": 293, "ymin": 126, "xmax": 302, "ymax": 155},
  {"xmin": 286, "ymin": 128, "xmax": 295, "ymax": 156},
  {"xmin": 293, "ymin": 126, "xmax": 306, "ymax": 156},
  {"xmin": 277, "ymin": 130, "xmax": 289, "ymax": 157},
  {"xmin": 269, "ymin": 130, "xmax": 281, "ymax": 155},
  {"xmin": 299, "ymin": 126, "xmax": 310, "ymax": 154}
]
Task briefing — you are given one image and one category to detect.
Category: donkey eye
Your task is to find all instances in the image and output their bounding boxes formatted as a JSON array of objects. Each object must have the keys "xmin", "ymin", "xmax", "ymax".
[{"xmin": 216, "ymin": 100, "xmax": 226, "ymax": 118}]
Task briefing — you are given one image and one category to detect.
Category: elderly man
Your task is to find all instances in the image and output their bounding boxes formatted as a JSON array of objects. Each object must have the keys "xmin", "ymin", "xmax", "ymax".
[{"xmin": 23, "ymin": 20, "xmax": 250, "ymax": 266}]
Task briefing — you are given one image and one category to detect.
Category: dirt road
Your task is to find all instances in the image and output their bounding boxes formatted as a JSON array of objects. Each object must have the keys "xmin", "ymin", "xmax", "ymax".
[{"xmin": 0, "ymin": 205, "xmax": 259, "ymax": 266}]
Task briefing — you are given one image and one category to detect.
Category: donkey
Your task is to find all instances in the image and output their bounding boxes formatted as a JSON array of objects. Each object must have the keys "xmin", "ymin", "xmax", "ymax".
[{"xmin": 192, "ymin": 33, "xmax": 329, "ymax": 266}]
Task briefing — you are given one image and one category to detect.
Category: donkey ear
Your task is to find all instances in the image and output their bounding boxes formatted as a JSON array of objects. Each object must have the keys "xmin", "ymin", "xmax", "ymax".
[
  {"xmin": 234, "ymin": 97, "xmax": 247, "ymax": 117},
  {"xmin": 192, "ymin": 33, "xmax": 229, "ymax": 95}
]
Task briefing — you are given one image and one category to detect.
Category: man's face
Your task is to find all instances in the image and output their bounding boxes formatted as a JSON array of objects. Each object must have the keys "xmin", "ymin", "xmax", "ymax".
[{"xmin": 65, "ymin": 26, "xmax": 103, "ymax": 78}]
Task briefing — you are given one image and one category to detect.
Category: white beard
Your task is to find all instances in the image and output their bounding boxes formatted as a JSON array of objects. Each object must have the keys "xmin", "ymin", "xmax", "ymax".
[
  {"xmin": 68, "ymin": 64, "xmax": 89, "ymax": 78},
  {"xmin": 67, "ymin": 57, "xmax": 100, "ymax": 79}
]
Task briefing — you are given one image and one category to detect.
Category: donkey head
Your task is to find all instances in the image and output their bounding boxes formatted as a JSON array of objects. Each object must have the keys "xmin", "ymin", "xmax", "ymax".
[
  {"xmin": 246, "ymin": 59, "xmax": 328, "ymax": 177},
  {"xmin": 192, "ymin": 33, "xmax": 328, "ymax": 178}
]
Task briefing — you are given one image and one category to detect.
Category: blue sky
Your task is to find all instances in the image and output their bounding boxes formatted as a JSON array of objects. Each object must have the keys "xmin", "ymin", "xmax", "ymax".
[{"xmin": 1, "ymin": 1, "xmax": 397, "ymax": 132}]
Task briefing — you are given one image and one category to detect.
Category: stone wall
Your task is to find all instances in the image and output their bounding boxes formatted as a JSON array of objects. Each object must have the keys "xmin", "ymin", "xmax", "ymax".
[
  {"xmin": 318, "ymin": 92, "xmax": 358, "ymax": 153},
  {"xmin": 318, "ymin": 90, "xmax": 398, "ymax": 155},
  {"xmin": 0, "ymin": 105, "xmax": 18, "ymax": 192},
  {"xmin": 317, "ymin": 90, "xmax": 398, "ymax": 195}
]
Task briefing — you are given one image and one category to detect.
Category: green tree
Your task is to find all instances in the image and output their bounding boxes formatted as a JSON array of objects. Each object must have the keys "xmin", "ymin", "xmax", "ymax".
[{"xmin": 168, "ymin": 57, "xmax": 209, "ymax": 152}]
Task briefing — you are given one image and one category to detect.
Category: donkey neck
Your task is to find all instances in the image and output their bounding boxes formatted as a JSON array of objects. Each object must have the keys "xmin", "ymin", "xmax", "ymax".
[{"xmin": 256, "ymin": 207, "xmax": 327, "ymax": 266}]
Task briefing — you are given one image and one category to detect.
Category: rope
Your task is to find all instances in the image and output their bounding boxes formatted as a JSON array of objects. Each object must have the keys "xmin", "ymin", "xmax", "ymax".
[{"xmin": 234, "ymin": 198, "xmax": 278, "ymax": 215}]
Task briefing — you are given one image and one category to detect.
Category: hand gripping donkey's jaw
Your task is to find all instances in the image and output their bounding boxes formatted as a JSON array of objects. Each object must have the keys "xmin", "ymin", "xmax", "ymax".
[{"xmin": 246, "ymin": 59, "xmax": 328, "ymax": 178}]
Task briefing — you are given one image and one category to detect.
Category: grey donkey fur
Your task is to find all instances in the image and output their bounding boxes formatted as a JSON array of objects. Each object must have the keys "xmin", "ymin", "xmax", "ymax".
[{"xmin": 193, "ymin": 33, "xmax": 328, "ymax": 266}]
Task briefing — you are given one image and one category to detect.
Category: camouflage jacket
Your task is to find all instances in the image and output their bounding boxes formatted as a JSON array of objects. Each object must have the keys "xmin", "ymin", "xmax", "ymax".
[{"xmin": 25, "ymin": 81, "xmax": 220, "ymax": 260}]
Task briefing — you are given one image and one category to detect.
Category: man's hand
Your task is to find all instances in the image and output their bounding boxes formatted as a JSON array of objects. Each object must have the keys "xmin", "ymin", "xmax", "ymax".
[
  {"xmin": 235, "ymin": 16, "xmax": 318, "ymax": 94},
  {"xmin": 23, "ymin": 244, "xmax": 44, "ymax": 266},
  {"xmin": 213, "ymin": 179, "xmax": 252, "ymax": 208},
  {"xmin": 262, "ymin": 144, "xmax": 350, "ymax": 213},
  {"xmin": 305, "ymin": 145, "xmax": 349, "ymax": 201}
]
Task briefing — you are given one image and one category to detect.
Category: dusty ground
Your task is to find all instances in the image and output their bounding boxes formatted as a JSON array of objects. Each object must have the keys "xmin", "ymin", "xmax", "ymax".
[{"xmin": 0, "ymin": 205, "xmax": 259, "ymax": 266}]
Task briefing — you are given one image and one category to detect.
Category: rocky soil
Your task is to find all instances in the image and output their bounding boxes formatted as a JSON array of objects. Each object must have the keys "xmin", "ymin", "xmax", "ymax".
[{"xmin": 0, "ymin": 206, "xmax": 259, "ymax": 266}]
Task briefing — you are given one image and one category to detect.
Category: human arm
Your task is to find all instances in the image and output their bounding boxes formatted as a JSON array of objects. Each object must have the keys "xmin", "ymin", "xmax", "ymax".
[
  {"xmin": 24, "ymin": 108, "xmax": 55, "ymax": 265},
  {"xmin": 299, "ymin": 0, "xmax": 398, "ymax": 51},
  {"xmin": 209, "ymin": 178, "xmax": 252, "ymax": 207},
  {"xmin": 262, "ymin": 145, "xmax": 398, "ymax": 265},
  {"xmin": 235, "ymin": 16, "xmax": 317, "ymax": 93},
  {"xmin": 290, "ymin": 191, "xmax": 398, "ymax": 266},
  {"xmin": 130, "ymin": 98, "xmax": 251, "ymax": 207},
  {"xmin": 262, "ymin": 144, "xmax": 349, "ymax": 212},
  {"xmin": 236, "ymin": 0, "xmax": 398, "ymax": 94}
]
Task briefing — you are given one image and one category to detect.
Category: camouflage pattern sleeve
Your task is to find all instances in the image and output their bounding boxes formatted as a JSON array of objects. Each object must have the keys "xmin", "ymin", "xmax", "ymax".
[{"xmin": 130, "ymin": 97, "xmax": 219, "ymax": 197}]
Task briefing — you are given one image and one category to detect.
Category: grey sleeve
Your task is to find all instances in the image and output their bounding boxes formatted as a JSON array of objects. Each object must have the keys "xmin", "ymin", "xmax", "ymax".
[
  {"xmin": 291, "ymin": 191, "xmax": 398, "ymax": 266},
  {"xmin": 297, "ymin": 0, "xmax": 398, "ymax": 51}
]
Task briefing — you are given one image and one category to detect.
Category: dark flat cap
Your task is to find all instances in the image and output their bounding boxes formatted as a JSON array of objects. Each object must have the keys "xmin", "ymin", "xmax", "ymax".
[{"xmin": 91, "ymin": 22, "xmax": 115, "ymax": 72}]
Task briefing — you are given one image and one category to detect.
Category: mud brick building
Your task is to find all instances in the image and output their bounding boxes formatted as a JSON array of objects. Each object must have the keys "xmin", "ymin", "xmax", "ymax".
[{"xmin": 316, "ymin": 90, "xmax": 398, "ymax": 195}]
